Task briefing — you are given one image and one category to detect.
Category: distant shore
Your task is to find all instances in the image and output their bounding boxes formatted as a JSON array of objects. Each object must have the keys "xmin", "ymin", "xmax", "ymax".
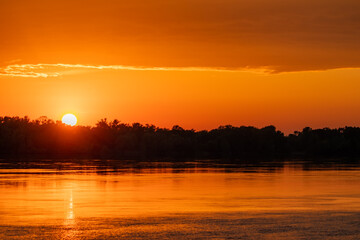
[{"xmin": 1, "ymin": 116, "xmax": 360, "ymax": 161}]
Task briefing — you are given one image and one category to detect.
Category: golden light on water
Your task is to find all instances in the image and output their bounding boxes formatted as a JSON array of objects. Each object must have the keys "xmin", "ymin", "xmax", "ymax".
[
  {"xmin": 67, "ymin": 190, "xmax": 74, "ymax": 220},
  {"xmin": 0, "ymin": 163, "xmax": 360, "ymax": 238},
  {"xmin": 62, "ymin": 114, "xmax": 77, "ymax": 126}
]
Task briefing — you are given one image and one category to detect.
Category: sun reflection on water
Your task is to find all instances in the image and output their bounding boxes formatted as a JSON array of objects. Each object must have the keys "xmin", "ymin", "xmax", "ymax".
[
  {"xmin": 67, "ymin": 190, "xmax": 74, "ymax": 220},
  {"xmin": 62, "ymin": 189, "xmax": 78, "ymax": 239}
]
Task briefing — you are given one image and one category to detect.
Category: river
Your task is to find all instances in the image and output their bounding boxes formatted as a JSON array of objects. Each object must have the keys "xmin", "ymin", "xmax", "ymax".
[{"xmin": 0, "ymin": 159, "xmax": 359, "ymax": 239}]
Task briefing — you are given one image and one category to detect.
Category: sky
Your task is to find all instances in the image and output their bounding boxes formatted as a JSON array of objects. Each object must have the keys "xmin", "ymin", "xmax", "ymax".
[{"xmin": 1, "ymin": 0, "xmax": 360, "ymax": 133}]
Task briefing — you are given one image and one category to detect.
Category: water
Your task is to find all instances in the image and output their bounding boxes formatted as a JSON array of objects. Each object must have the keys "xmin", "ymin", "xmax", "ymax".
[{"xmin": 0, "ymin": 159, "xmax": 359, "ymax": 239}]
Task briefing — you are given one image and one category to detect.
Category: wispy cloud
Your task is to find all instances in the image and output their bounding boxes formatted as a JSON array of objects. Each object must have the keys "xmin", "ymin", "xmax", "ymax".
[{"xmin": 0, "ymin": 63, "xmax": 272, "ymax": 78}]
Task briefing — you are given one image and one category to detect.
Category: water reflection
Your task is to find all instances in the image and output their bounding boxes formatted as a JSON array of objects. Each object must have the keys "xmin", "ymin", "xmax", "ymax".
[
  {"xmin": 66, "ymin": 190, "xmax": 75, "ymax": 221},
  {"xmin": 61, "ymin": 189, "xmax": 78, "ymax": 240},
  {"xmin": 0, "ymin": 159, "xmax": 290, "ymax": 174},
  {"xmin": 0, "ymin": 159, "xmax": 359, "ymax": 239}
]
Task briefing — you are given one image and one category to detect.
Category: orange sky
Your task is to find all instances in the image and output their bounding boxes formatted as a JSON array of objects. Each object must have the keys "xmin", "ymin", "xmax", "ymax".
[{"xmin": 1, "ymin": 0, "xmax": 360, "ymax": 133}]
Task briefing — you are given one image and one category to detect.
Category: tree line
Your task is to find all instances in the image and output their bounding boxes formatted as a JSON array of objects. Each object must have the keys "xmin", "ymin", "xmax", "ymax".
[{"xmin": 0, "ymin": 116, "xmax": 359, "ymax": 160}]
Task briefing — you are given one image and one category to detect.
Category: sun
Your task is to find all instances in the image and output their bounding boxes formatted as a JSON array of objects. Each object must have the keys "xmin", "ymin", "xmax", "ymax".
[{"xmin": 62, "ymin": 113, "xmax": 77, "ymax": 126}]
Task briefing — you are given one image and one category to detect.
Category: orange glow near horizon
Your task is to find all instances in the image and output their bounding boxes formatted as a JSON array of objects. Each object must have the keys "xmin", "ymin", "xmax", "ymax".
[{"xmin": 1, "ymin": 67, "xmax": 360, "ymax": 133}]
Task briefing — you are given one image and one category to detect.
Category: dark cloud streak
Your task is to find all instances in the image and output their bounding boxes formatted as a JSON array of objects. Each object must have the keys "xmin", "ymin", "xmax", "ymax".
[{"xmin": 1, "ymin": 0, "xmax": 360, "ymax": 72}]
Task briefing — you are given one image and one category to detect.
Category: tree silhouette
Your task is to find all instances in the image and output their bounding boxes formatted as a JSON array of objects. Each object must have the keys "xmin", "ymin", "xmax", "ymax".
[{"xmin": 0, "ymin": 116, "xmax": 359, "ymax": 160}]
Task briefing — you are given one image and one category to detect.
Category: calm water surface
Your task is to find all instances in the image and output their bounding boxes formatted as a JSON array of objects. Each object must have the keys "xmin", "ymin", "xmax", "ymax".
[{"xmin": 0, "ymin": 160, "xmax": 359, "ymax": 239}]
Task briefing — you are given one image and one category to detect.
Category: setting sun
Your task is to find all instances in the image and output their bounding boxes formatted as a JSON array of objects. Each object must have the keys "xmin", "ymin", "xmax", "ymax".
[{"xmin": 62, "ymin": 113, "xmax": 77, "ymax": 126}]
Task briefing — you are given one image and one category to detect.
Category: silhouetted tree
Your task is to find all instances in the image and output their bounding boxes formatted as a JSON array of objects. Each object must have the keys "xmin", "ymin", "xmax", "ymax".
[{"xmin": 0, "ymin": 116, "xmax": 359, "ymax": 160}]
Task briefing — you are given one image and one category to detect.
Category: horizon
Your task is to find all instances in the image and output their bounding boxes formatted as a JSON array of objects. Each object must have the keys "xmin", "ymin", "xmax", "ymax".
[
  {"xmin": 2, "ymin": 114, "xmax": 360, "ymax": 160},
  {"xmin": 2, "ymin": 115, "xmax": 359, "ymax": 135}
]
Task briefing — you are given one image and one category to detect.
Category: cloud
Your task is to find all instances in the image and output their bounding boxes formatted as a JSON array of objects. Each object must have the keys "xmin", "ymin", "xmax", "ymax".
[
  {"xmin": 0, "ymin": 64, "xmax": 60, "ymax": 78},
  {"xmin": 1, "ymin": 0, "xmax": 360, "ymax": 72},
  {"xmin": 0, "ymin": 63, "xmax": 272, "ymax": 78}
]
